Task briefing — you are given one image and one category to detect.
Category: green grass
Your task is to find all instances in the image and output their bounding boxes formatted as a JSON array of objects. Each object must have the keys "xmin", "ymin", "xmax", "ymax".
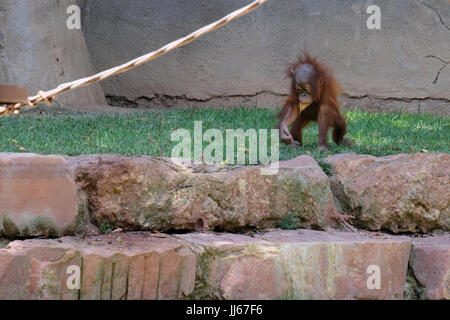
[
  {"xmin": 0, "ymin": 107, "xmax": 448, "ymax": 162},
  {"xmin": 277, "ymin": 213, "xmax": 301, "ymax": 230},
  {"xmin": 99, "ymin": 221, "xmax": 114, "ymax": 235}
]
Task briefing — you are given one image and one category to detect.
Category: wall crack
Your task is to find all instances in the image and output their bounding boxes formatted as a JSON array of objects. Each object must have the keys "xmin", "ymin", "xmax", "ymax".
[
  {"xmin": 417, "ymin": 0, "xmax": 450, "ymax": 31},
  {"xmin": 425, "ymin": 55, "xmax": 450, "ymax": 84}
]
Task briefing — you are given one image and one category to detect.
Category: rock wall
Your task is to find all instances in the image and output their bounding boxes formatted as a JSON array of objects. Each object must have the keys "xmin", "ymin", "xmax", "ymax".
[
  {"xmin": 2, "ymin": 152, "xmax": 448, "ymax": 237},
  {"xmin": 66, "ymin": 155, "xmax": 338, "ymax": 233},
  {"xmin": 80, "ymin": 0, "xmax": 450, "ymax": 114},
  {"xmin": 0, "ymin": 152, "xmax": 449, "ymax": 300},
  {"xmin": 1, "ymin": 230, "xmax": 448, "ymax": 300},
  {"xmin": 0, "ymin": 0, "xmax": 106, "ymax": 107}
]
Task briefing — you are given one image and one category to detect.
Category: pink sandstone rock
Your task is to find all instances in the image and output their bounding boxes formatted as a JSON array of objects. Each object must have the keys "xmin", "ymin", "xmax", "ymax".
[
  {"xmin": 66, "ymin": 155, "xmax": 338, "ymax": 232},
  {"xmin": 409, "ymin": 234, "xmax": 450, "ymax": 300},
  {"xmin": 177, "ymin": 230, "xmax": 411, "ymax": 300},
  {"xmin": 0, "ymin": 233, "xmax": 196, "ymax": 300},
  {"xmin": 0, "ymin": 230, "xmax": 413, "ymax": 300},
  {"xmin": 0, "ymin": 153, "xmax": 79, "ymax": 237},
  {"xmin": 326, "ymin": 153, "xmax": 450, "ymax": 233}
]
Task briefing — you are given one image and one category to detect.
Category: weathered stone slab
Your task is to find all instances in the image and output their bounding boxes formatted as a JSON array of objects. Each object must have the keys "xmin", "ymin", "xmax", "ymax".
[
  {"xmin": 0, "ymin": 230, "xmax": 413, "ymax": 300},
  {"xmin": 0, "ymin": 233, "xmax": 196, "ymax": 300},
  {"xmin": 409, "ymin": 234, "xmax": 450, "ymax": 300},
  {"xmin": 0, "ymin": 153, "xmax": 79, "ymax": 237},
  {"xmin": 326, "ymin": 153, "xmax": 450, "ymax": 233},
  {"xmin": 67, "ymin": 155, "xmax": 338, "ymax": 232},
  {"xmin": 177, "ymin": 230, "xmax": 411, "ymax": 300}
]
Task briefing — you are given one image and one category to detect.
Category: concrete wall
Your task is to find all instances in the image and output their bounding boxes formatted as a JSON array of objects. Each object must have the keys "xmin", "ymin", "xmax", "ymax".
[
  {"xmin": 0, "ymin": 0, "xmax": 106, "ymax": 107},
  {"xmin": 80, "ymin": 0, "xmax": 449, "ymax": 115},
  {"xmin": 0, "ymin": 0, "xmax": 448, "ymax": 114}
]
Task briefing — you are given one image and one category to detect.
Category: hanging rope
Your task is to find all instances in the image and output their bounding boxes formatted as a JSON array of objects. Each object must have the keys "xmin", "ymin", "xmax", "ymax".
[{"xmin": 0, "ymin": 0, "xmax": 268, "ymax": 116}]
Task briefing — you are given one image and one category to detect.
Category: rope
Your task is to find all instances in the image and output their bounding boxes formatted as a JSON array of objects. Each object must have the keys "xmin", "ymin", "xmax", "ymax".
[{"xmin": 0, "ymin": 0, "xmax": 268, "ymax": 116}]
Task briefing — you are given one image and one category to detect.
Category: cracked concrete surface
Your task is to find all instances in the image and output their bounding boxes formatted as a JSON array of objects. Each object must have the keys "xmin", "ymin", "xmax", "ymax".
[
  {"xmin": 417, "ymin": 0, "xmax": 450, "ymax": 31},
  {"xmin": 425, "ymin": 55, "xmax": 450, "ymax": 84}
]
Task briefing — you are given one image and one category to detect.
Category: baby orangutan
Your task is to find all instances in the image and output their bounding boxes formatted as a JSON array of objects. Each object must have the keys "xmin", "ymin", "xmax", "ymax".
[{"xmin": 277, "ymin": 55, "xmax": 352, "ymax": 150}]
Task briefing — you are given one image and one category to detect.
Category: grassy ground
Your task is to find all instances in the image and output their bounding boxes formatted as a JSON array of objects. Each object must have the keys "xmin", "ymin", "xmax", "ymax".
[{"xmin": 0, "ymin": 106, "xmax": 448, "ymax": 162}]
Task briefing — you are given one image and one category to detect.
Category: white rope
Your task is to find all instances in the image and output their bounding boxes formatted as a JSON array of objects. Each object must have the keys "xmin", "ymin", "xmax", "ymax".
[{"xmin": 0, "ymin": 0, "xmax": 268, "ymax": 116}]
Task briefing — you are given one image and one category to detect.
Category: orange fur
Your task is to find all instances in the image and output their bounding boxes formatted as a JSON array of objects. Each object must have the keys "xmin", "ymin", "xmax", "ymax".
[{"xmin": 277, "ymin": 54, "xmax": 350, "ymax": 149}]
